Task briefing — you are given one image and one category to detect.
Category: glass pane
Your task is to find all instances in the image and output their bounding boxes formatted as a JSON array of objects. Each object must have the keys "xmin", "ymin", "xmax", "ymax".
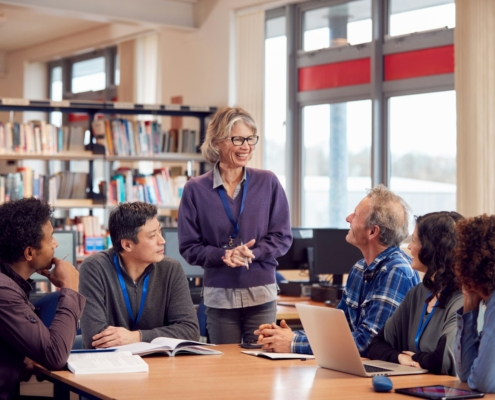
[
  {"xmin": 389, "ymin": 91, "xmax": 456, "ymax": 223},
  {"xmin": 115, "ymin": 53, "xmax": 120, "ymax": 86},
  {"xmin": 50, "ymin": 66, "xmax": 63, "ymax": 127},
  {"xmin": 264, "ymin": 16, "xmax": 287, "ymax": 189},
  {"xmin": 302, "ymin": 100, "xmax": 372, "ymax": 228},
  {"xmin": 71, "ymin": 56, "xmax": 106, "ymax": 93},
  {"xmin": 389, "ymin": 0, "xmax": 455, "ymax": 37},
  {"xmin": 303, "ymin": 0, "xmax": 371, "ymax": 52}
]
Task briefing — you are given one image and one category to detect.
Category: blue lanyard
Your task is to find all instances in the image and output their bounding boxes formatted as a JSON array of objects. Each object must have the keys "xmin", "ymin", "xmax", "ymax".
[
  {"xmin": 217, "ymin": 171, "xmax": 249, "ymax": 244},
  {"xmin": 113, "ymin": 253, "xmax": 150, "ymax": 330},
  {"xmin": 415, "ymin": 296, "xmax": 438, "ymax": 352}
]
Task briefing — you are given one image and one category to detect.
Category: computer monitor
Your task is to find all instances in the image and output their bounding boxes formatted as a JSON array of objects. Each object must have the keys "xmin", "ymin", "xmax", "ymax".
[
  {"xmin": 31, "ymin": 230, "xmax": 77, "ymax": 282},
  {"xmin": 162, "ymin": 228, "xmax": 203, "ymax": 278},
  {"xmin": 311, "ymin": 228, "xmax": 362, "ymax": 286},
  {"xmin": 276, "ymin": 227, "xmax": 313, "ymax": 270}
]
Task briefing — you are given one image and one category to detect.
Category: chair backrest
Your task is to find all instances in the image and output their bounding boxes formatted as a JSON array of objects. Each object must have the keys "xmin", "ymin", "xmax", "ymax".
[
  {"xmin": 33, "ymin": 291, "xmax": 60, "ymax": 327},
  {"xmin": 197, "ymin": 298, "xmax": 208, "ymax": 339}
]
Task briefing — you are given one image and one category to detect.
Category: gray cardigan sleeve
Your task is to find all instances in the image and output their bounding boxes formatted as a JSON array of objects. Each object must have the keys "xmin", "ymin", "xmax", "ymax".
[{"xmin": 79, "ymin": 258, "xmax": 112, "ymax": 349}]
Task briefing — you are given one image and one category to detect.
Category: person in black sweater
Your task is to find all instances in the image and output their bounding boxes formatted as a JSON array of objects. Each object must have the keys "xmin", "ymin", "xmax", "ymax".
[{"xmin": 368, "ymin": 211, "xmax": 464, "ymax": 375}]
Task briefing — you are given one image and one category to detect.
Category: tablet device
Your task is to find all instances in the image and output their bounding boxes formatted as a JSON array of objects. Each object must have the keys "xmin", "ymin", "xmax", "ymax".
[{"xmin": 395, "ymin": 385, "xmax": 485, "ymax": 399}]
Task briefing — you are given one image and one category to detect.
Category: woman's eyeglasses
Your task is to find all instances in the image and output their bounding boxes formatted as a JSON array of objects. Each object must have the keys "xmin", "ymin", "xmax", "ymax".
[{"xmin": 227, "ymin": 135, "xmax": 259, "ymax": 146}]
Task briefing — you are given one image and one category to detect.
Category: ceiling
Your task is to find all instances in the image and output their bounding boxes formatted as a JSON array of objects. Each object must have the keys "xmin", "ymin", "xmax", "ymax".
[
  {"xmin": 0, "ymin": 4, "xmax": 107, "ymax": 52},
  {"xmin": 0, "ymin": 0, "xmax": 200, "ymax": 53}
]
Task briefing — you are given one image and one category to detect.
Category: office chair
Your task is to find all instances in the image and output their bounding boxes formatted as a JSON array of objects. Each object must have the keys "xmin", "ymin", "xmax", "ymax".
[
  {"xmin": 33, "ymin": 292, "xmax": 82, "ymax": 348},
  {"xmin": 197, "ymin": 298, "xmax": 209, "ymax": 342}
]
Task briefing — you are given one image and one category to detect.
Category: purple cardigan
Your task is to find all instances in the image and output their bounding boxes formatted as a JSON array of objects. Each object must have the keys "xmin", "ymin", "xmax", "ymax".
[{"xmin": 178, "ymin": 167, "xmax": 292, "ymax": 289}]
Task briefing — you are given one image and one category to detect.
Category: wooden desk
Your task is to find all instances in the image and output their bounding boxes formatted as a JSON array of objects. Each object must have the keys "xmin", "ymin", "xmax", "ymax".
[
  {"xmin": 276, "ymin": 295, "xmax": 325, "ymax": 321},
  {"xmin": 37, "ymin": 344, "xmax": 493, "ymax": 400}
]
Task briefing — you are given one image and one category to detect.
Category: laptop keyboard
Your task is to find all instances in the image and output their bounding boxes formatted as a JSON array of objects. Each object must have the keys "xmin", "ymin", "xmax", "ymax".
[{"xmin": 364, "ymin": 365, "xmax": 393, "ymax": 373}]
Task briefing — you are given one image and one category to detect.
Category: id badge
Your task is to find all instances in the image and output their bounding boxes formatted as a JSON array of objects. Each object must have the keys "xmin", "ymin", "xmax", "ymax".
[{"xmin": 221, "ymin": 236, "xmax": 243, "ymax": 249}]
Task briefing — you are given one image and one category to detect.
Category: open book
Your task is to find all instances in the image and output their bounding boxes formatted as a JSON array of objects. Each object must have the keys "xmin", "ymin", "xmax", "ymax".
[
  {"xmin": 112, "ymin": 337, "xmax": 223, "ymax": 357},
  {"xmin": 67, "ymin": 351, "xmax": 149, "ymax": 374},
  {"xmin": 242, "ymin": 350, "xmax": 315, "ymax": 360}
]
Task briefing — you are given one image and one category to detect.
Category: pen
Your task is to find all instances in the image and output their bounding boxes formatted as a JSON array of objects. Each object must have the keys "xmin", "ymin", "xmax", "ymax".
[
  {"xmin": 240, "ymin": 240, "xmax": 249, "ymax": 270},
  {"xmin": 48, "ymin": 254, "xmax": 69, "ymax": 273}
]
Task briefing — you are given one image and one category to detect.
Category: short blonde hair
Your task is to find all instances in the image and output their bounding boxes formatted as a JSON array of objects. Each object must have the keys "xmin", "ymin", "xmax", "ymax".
[{"xmin": 200, "ymin": 106, "xmax": 257, "ymax": 163}]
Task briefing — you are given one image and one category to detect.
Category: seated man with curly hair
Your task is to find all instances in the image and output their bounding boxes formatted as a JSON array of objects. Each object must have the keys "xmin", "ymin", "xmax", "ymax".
[
  {"xmin": 0, "ymin": 198, "xmax": 85, "ymax": 400},
  {"xmin": 455, "ymin": 214, "xmax": 495, "ymax": 393}
]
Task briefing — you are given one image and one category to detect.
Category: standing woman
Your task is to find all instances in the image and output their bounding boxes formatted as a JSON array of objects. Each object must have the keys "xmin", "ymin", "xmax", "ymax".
[
  {"xmin": 178, "ymin": 106, "xmax": 292, "ymax": 344},
  {"xmin": 368, "ymin": 211, "xmax": 464, "ymax": 375}
]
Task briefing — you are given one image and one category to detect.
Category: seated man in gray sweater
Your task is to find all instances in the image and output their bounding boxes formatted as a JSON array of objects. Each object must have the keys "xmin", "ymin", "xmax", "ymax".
[{"xmin": 80, "ymin": 202, "xmax": 199, "ymax": 349}]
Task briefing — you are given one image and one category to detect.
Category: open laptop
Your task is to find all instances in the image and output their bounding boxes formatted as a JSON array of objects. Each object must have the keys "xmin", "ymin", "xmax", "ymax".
[{"xmin": 295, "ymin": 303, "xmax": 428, "ymax": 377}]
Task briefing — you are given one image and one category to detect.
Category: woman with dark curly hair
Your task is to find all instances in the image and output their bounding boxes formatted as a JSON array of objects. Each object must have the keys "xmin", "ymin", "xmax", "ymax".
[
  {"xmin": 454, "ymin": 214, "xmax": 495, "ymax": 393},
  {"xmin": 368, "ymin": 211, "xmax": 464, "ymax": 375}
]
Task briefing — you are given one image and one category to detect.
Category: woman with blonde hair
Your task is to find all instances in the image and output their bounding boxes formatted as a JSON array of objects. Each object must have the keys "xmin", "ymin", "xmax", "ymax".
[{"xmin": 178, "ymin": 106, "xmax": 292, "ymax": 344}]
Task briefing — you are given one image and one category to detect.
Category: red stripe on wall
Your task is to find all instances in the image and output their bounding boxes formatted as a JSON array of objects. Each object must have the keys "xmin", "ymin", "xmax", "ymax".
[
  {"xmin": 298, "ymin": 58, "xmax": 370, "ymax": 92},
  {"xmin": 384, "ymin": 45, "xmax": 454, "ymax": 81}
]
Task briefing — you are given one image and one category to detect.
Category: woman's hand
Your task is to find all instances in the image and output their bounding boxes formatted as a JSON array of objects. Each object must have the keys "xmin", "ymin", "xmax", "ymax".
[
  {"xmin": 222, "ymin": 239, "xmax": 255, "ymax": 268},
  {"xmin": 398, "ymin": 351, "xmax": 421, "ymax": 368}
]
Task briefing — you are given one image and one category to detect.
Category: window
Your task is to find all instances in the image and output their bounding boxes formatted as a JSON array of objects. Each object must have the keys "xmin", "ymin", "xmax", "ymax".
[
  {"xmin": 388, "ymin": 0, "xmax": 455, "ymax": 37},
  {"xmin": 264, "ymin": 0, "xmax": 456, "ymax": 226},
  {"xmin": 72, "ymin": 56, "xmax": 106, "ymax": 94},
  {"xmin": 302, "ymin": 100, "xmax": 371, "ymax": 227},
  {"xmin": 389, "ymin": 91, "xmax": 456, "ymax": 219},
  {"xmin": 302, "ymin": 0, "xmax": 371, "ymax": 52},
  {"xmin": 50, "ymin": 66, "xmax": 63, "ymax": 127},
  {"xmin": 264, "ymin": 15, "xmax": 287, "ymax": 188},
  {"xmin": 48, "ymin": 46, "xmax": 118, "ymax": 102}
]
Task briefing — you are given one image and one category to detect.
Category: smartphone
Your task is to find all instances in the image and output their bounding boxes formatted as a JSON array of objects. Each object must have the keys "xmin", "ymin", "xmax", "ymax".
[
  {"xmin": 239, "ymin": 343, "xmax": 263, "ymax": 349},
  {"xmin": 395, "ymin": 385, "xmax": 485, "ymax": 400}
]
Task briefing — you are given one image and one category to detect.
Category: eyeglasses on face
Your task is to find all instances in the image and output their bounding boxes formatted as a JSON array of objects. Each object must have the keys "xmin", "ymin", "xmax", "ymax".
[{"xmin": 227, "ymin": 135, "xmax": 259, "ymax": 146}]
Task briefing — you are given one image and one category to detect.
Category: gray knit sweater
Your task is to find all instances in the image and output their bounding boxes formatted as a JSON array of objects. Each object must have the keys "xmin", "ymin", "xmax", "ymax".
[{"xmin": 79, "ymin": 248, "xmax": 199, "ymax": 349}]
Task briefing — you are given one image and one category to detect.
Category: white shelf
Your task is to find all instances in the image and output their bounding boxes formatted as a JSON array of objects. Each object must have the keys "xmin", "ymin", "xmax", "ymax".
[
  {"xmin": 0, "ymin": 152, "xmax": 204, "ymax": 162},
  {"xmin": 0, "ymin": 152, "xmax": 100, "ymax": 161}
]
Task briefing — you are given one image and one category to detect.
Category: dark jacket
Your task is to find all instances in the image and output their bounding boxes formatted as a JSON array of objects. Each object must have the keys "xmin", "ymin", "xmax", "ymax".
[{"xmin": 0, "ymin": 262, "xmax": 85, "ymax": 400}]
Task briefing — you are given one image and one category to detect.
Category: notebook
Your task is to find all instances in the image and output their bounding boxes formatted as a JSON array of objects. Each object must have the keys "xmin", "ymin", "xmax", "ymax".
[{"xmin": 295, "ymin": 303, "xmax": 429, "ymax": 377}]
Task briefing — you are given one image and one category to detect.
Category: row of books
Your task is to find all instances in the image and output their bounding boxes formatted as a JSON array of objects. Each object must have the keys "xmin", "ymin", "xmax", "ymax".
[
  {"xmin": 0, "ymin": 167, "xmax": 90, "ymax": 204},
  {"xmin": 108, "ymin": 167, "xmax": 187, "ymax": 206},
  {"xmin": 0, "ymin": 121, "xmax": 86, "ymax": 154},
  {"xmin": 92, "ymin": 119, "xmax": 198, "ymax": 156},
  {"xmin": 0, "ymin": 169, "xmax": 52, "ymax": 203}
]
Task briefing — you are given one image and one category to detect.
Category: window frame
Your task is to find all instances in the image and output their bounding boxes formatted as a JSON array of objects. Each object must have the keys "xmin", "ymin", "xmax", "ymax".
[
  {"xmin": 266, "ymin": 0, "xmax": 455, "ymax": 226},
  {"xmin": 47, "ymin": 46, "xmax": 118, "ymax": 103}
]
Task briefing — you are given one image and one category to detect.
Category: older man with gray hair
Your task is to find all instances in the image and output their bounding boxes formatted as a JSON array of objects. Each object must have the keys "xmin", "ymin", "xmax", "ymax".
[{"xmin": 256, "ymin": 185, "xmax": 420, "ymax": 357}]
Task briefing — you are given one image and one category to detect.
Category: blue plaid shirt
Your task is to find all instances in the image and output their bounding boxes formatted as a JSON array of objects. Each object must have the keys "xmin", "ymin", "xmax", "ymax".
[{"xmin": 292, "ymin": 246, "xmax": 420, "ymax": 357}]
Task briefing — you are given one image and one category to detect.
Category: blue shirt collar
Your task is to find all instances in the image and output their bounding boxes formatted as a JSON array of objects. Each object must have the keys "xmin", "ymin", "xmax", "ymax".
[{"xmin": 360, "ymin": 246, "xmax": 400, "ymax": 271}]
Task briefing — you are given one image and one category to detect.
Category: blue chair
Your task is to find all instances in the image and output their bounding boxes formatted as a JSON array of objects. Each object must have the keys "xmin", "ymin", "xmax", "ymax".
[
  {"xmin": 33, "ymin": 292, "xmax": 82, "ymax": 347},
  {"xmin": 197, "ymin": 298, "xmax": 208, "ymax": 342}
]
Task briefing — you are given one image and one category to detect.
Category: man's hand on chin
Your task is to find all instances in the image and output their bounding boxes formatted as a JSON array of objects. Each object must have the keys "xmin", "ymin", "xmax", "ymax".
[{"xmin": 91, "ymin": 326, "xmax": 141, "ymax": 348}]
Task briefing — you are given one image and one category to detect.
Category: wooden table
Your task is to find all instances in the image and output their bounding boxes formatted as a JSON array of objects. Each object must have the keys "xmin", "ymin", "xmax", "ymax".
[{"xmin": 36, "ymin": 344, "xmax": 493, "ymax": 400}]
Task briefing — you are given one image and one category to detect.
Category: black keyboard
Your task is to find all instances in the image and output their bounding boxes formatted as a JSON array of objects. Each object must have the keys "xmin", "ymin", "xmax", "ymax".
[{"xmin": 364, "ymin": 365, "xmax": 393, "ymax": 373}]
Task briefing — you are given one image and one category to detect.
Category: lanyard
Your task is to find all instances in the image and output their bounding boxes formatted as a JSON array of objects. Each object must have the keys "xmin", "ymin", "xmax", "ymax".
[
  {"xmin": 113, "ymin": 253, "xmax": 150, "ymax": 330},
  {"xmin": 415, "ymin": 295, "xmax": 438, "ymax": 352},
  {"xmin": 217, "ymin": 171, "xmax": 249, "ymax": 245}
]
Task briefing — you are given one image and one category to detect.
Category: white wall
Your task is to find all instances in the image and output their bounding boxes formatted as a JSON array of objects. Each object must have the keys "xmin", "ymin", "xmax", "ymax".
[{"xmin": 159, "ymin": 0, "xmax": 280, "ymax": 108}]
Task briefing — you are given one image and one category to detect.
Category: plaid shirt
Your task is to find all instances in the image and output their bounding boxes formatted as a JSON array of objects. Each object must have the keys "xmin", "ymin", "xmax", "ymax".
[{"xmin": 292, "ymin": 246, "xmax": 419, "ymax": 356}]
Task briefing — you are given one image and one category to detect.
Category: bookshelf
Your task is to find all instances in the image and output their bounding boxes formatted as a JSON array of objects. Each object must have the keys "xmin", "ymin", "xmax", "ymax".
[{"xmin": 0, "ymin": 98, "xmax": 216, "ymax": 210}]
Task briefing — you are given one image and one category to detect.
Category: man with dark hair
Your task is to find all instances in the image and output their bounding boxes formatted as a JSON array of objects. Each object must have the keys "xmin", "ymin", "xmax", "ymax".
[
  {"xmin": 80, "ymin": 202, "xmax": 199, "ymax": 349},
  {"xmin": 256, "ymin": 185, "xmax": 420, "ymax": 357},
  {"xmin": 0, "ymin": 198, "xmax": 84, "ymax": 400}
]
